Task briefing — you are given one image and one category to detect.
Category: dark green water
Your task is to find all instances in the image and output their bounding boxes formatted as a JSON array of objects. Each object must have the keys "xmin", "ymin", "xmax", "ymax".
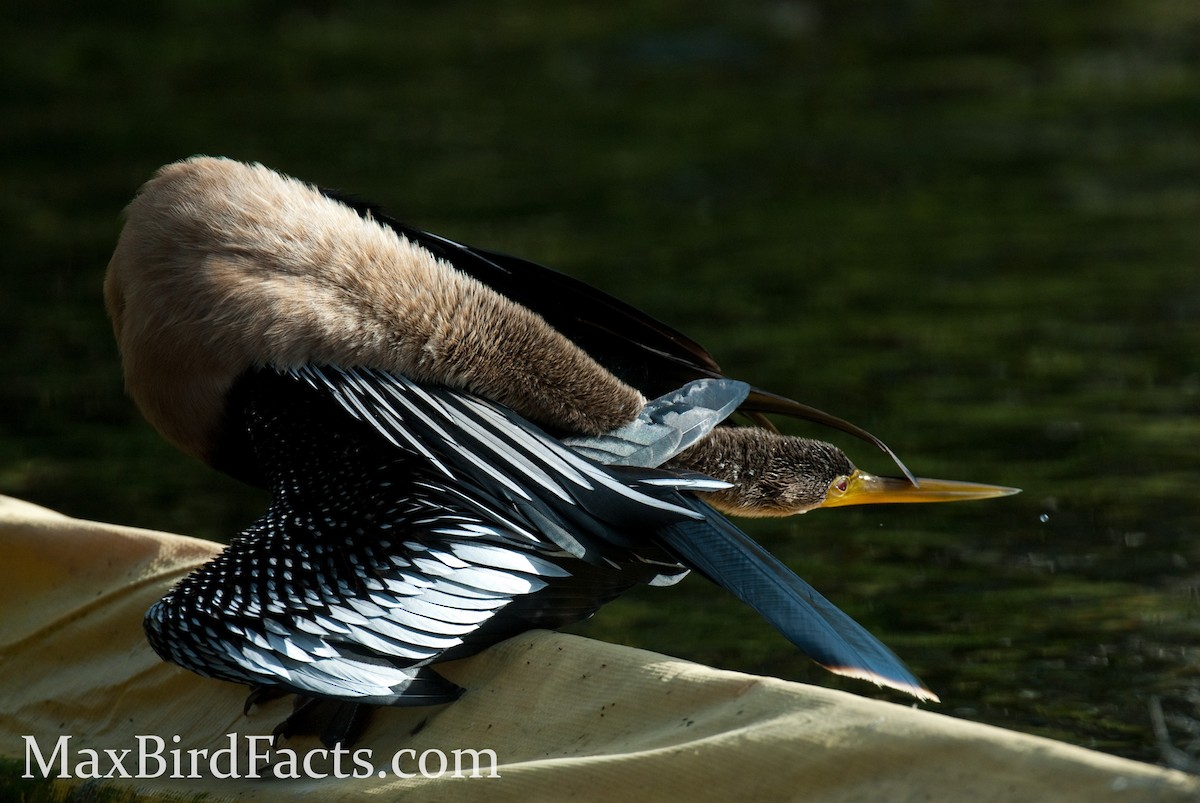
[{"xmin": 4, "ymin": 0, "xmax": 1199, "ymax": 766}]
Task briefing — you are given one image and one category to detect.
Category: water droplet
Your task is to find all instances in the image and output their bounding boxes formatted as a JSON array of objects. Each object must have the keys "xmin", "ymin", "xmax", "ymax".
[{"xmin": 1038, "ymin": 513, "xmax": 1050, "ymax": 523}]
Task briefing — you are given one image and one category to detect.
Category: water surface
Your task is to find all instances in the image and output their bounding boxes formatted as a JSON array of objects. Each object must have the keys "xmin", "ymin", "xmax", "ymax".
[{"xmin": 2, "ymin": 0, "xmax": 1198, "ymax": 765}]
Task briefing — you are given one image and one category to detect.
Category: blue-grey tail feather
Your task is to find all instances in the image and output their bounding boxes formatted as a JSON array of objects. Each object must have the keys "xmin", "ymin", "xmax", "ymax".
[{"xmin": 657, "ymin": 496, "xmax": 933, "ymax": 700}]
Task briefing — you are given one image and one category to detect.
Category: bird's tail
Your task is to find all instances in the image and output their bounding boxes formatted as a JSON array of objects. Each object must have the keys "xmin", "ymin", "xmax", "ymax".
[{"xmin": 656, "ymin": 497, "xmax": 937, "ymax": 701}]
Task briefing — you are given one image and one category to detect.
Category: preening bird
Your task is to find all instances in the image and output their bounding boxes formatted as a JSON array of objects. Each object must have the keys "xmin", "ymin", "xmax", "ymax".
[{"xmin": 105, "ymin": 157, "xmax": 1016, "ymax": 744}]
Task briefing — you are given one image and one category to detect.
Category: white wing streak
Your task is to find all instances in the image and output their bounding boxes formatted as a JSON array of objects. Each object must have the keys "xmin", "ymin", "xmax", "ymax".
[{"xmin": 213, "ymin": 366, "xmax": 741, "ymax": 703}]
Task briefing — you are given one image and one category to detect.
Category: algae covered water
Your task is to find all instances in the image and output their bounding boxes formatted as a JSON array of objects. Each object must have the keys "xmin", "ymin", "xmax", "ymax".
[{"xmin": 3, "ymin": 0, "xmax": 1198, "ymax": 763}]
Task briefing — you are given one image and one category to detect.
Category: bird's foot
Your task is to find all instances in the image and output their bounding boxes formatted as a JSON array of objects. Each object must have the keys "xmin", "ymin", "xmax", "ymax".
[{"xmin": 268, "ymin": 695, "xmax": 377, "ymax": 749}]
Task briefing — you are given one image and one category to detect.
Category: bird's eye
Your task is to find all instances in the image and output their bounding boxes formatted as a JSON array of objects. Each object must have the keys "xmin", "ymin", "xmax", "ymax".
[{"xmin": 832, "ymin": 476, "xmax": 849, "ymax": 494}]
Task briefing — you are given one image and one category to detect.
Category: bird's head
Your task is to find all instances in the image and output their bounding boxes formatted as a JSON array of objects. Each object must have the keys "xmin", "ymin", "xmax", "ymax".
[{"xmin": 673, "ymin": 427, "xmax": 1017, "ymax": 518}]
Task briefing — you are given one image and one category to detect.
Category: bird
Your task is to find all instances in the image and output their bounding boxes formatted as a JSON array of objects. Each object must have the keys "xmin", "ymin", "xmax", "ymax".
[{"xmin": 104, "ymin": 156, "xmax": 1017, "ymax": 745}]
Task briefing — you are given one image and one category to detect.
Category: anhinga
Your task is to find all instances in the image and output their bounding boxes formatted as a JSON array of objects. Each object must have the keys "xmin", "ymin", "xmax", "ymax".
[{"xmin": 104, "ymin": 157, "xmax": 1016, "ymax": 744}]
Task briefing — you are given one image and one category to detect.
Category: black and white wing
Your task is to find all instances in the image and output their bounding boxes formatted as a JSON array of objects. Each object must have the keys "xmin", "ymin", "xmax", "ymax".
[
  {"xmin": 146, "ymin": 367, "xmax": 737, "ymax": 705},
  {"xmin": 147, "ymin": 363, "xmax": 933, "ymax": 706}
]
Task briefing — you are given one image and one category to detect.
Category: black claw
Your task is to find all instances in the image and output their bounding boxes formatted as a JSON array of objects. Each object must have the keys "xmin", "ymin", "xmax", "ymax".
[{"xmin": 243, "ymin": 684, "xmax": 288, "ymax": 715}]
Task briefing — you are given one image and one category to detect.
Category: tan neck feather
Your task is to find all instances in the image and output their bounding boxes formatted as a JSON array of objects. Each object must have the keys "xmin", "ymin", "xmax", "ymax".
[{"xmin": 104, "ymin": 157, "xmax": 644, "ymax": 463}]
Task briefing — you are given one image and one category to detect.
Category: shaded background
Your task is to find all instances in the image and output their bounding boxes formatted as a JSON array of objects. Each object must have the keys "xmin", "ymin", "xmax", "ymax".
[{"xmin": 3, "ymin": 0, "xmax": 1199, "ymax": 766}]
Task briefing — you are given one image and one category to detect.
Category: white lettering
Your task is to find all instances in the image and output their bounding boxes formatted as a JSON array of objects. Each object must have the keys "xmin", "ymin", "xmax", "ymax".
[
  {"xmin": 20, "ymin": 734, "xmax": 501, "ymax": 780},
  {"xmin": 22, "ymin": 735, "xmax": 69, "ymax": 779},
  {"xmin": 391, "ymin": 748, "xmax": 417, "ymax": 778},
  {"xmin": 245, "ymin": 735, "xmax": 274, "ymax": 779},
  {"xmin": 330, "ymin": 742, "xmax": 353, "ymax": 779},
  {"xmin": 103, "ymin": 748, "xmax": 132, "ymax": 778},
  {"xmin": 302, "ymin": 747, "xmax": 329, "ymax": 779},
  {"xmin": 181, "ymin": 748, "xmax": 205, "ymax": 779},
  {"xmin": 209, "ymin": 733, "xmax": 238, "ymax": 779},
  {"xmin": 76, "ymin": 748, "xmax": 102, "ymax": 779},
  {"xmin": 453, "ymin": 748, "xmax": 500, "ymax": 778},
  {"xmin": 418, "ymin": 748, "xmax": 447, "ymax": 778},
  {"xmin": 273, "ymin": 746, "xmax": 301, "ymax": 779},
  {"xmin": 352, "ymin": 748, "xmax": 373, "ymax": 778},
  {"xmin": 137, "ymin": 735, "xmax": 166, "ymax": 778}
]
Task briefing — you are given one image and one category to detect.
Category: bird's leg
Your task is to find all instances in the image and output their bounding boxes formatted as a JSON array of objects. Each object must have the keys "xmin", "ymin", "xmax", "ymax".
[{"xmin": 267, "ymin": 695, "xmax": 378, "ymax": 749}]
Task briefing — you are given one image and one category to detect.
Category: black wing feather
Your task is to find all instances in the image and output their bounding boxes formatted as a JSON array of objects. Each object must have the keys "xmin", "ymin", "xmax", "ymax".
[
  {"xmin": 320, "ymin": 191, "xmax": 916, "ymax": 479},
  {"xmin": 301, "ymin": 366, "xmax": 932, "ymax": 700}
]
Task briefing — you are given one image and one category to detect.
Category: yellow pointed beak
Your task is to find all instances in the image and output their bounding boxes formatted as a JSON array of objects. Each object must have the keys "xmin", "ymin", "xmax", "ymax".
[{"xmin": 819, "ymin": 469, "xmax": 1020, "ymax": 509}]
